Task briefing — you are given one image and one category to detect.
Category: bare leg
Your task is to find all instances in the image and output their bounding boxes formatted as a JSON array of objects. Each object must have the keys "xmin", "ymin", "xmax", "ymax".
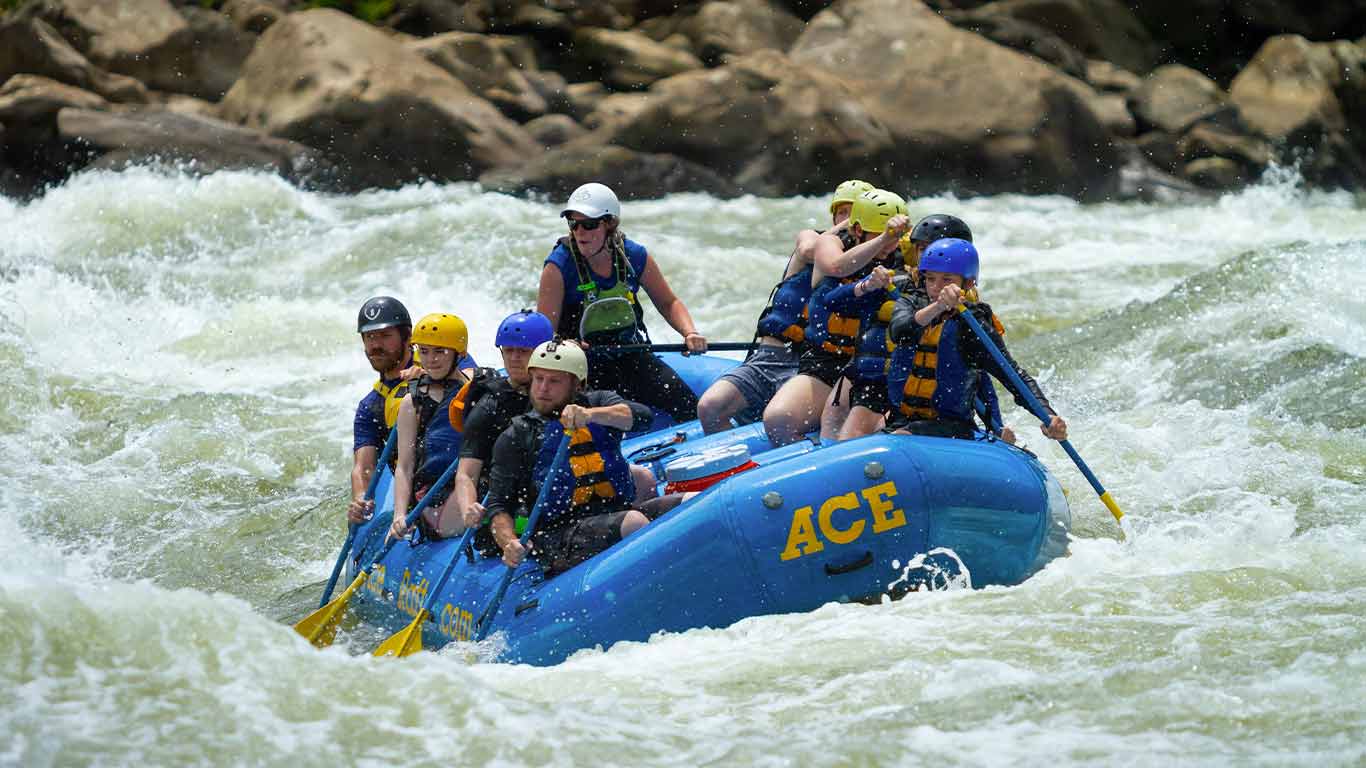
[
  {"xmin": 631, "ymin": 464, "xmax": 658, "ymax": 502},
  {"xmin": 820, "ymin": 377, "xmax": 852, "ymax": 442},
  {"xmin": 620, "ymin": 509, "xmax": 650, "ymax": 537},
  {"xmin": 425, "ymin": 498, "xmax": 466, "ymax": 539},
  {"xmin": 763, "ymin": 374, "xmax": 831, "ymax": 447},
  {"xmin": 697, "ymin": 379, "xmax": 749, "ymax": 435},
  {"xmin": 838, "ymin": 405, "xmax": 886, "ymax": 441}
]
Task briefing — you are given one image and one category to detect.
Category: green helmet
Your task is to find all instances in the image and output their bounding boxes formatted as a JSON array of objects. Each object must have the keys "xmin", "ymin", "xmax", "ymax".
[
  {"xmin": 829, "ymin": 179, "xmax": 874, "ymax": 214},
  {"xmin": 849, "ymin": 189, "xmax": 907, "ymax": 234}
]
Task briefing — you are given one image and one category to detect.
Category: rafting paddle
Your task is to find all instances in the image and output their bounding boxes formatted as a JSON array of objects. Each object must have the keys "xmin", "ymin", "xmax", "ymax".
[
  {"xmin": 319, "ymin": 430, "xmax": 398, "ymax": 607},
  {"xmin": 955, "ymin": 304, "xmax": 1126, "ymax": 527},
  {"xmin": 372, "ymin": 494, "xmax": 490, "ymax": 658},
  {"xmin": 294, "ymin": 454, "xmax": 464, "ymax": 648},
  {"xmin": 473, "ymin": 433, "xmax": 573, "ymax": 642},
  {"xmin": 604, "ymin": 341, "xmax": 756, "ymax": 354}
]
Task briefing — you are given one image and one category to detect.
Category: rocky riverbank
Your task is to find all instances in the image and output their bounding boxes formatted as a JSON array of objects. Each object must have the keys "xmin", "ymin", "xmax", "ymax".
[{"xmin": 2, "ymin": 0, "xmax": 1364, "ymax": 202}]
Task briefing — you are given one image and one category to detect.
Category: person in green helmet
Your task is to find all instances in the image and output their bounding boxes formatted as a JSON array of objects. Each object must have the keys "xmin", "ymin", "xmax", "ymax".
[
  {"xmin": 696, "ymin": 179, "xmax": 874, "ymax": 434},
  {"xmin": 763, "ymin": 189, "xmax": 911, "ymax": 447}
]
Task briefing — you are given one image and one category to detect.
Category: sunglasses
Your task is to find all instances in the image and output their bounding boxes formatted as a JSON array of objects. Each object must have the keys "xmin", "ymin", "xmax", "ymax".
[{"xmin": 566, "ymin": 217, "xmax": 606, "ymax": 232}]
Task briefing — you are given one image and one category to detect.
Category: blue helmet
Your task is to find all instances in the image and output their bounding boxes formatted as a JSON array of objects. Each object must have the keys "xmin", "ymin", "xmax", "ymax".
[
  {"xmin": 495, "ymin": 309, "xmax": 554, "ymax": 349},
  {"xmin": 918, "ymin": 238, "xmax": 979, "ymax": 281}
]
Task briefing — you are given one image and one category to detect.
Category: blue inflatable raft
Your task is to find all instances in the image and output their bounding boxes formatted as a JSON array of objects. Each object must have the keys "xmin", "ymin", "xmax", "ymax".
[{"xmin": 342, "ymin": 353, "xmax": 1071, "ymax": 665}]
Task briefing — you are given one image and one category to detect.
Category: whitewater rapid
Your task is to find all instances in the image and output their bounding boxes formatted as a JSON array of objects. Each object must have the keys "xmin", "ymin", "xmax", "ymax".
[{"xmin": 1, "ymin": 166, "xmax": 1362, "ymax": 766}]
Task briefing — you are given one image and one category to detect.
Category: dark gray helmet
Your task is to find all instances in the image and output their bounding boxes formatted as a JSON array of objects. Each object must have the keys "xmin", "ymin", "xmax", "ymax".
[
  {"xmin": 910, "ymin": 214, "xmax": 973, "ymax": 244},
  {"xmin": 357, "ymin": 296, "xmax": 411, "ymax": 333}
]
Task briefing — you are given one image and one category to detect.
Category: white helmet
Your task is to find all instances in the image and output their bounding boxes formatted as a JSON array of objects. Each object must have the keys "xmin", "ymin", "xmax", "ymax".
[
  {"xmin": 529, "ymin": 339, "xmax": 589, "ymax": 382},
  {"xmin": 561, "ymin": 182, "xmax": 620, "ymax": 220}
]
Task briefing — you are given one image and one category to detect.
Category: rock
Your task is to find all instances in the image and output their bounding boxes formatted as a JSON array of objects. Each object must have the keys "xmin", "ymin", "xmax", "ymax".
[
  {"xmin": 1229, "ymin": 34, "xmax": 1366, "ymax": 189},
  {"xmin": 410, "ymin": 32, "xmax": 548, "ymax": 120},
  {"xmin": 564, "ymin": 81, "xmax": 609, "ymax": 122},
  {"xmin": 0, "ymin": 73, "xmax": 107, "ymax": 123},
  {"xmin": 151, "ymin": 91, "xmax": 219, "ymax": 120},
  {"xmin": 163, "ymin": 7, "xmax": 258, "ymax": 100},
  {"xmin": 973, "ymin": 0, "xmax": 1158, "ymax": 74},
  {"xmin": 1130, "ymin": 1, "xmax": 1366, "ymax": 83},
  {"xmin": 387, "ymin": 0, "xmax": 485, "ymax": 36},
  {"xmin": 1134, "ymin": 130, "xmax": 1179, "ymax": 172},
  {"xmin": 219, "ymin": 9, "xmax": 536, "ymax": 190},
  {"xmin": 1087, "ymin": 92, "xmax": 1135, "ymax": 137},
  {"xmin": 525, "ymin": 69, "xmax": 572, "ymax": 115},
  {"xmin": 583, "ymin": 92, "xmax": 657, "ymax": 130},
  {"xmin": 1086, "ymin": 58, "xmax": 1140, "ymax": 93},
  {"xmin": 221, "ymin": 0, "xmax": 285, "ymax": 34},
  {"xmin": 570, "ymin": 27, "xmax": 704, "ymax": 90},
  {"xmin": 1182, "ymin": 156, "xmax": 1247, "ymax": 189},
  {"xmin": 56, "ymin": 107, "xmax": 330, "ymax": 185},
  {"xmin": 0, "ymin": 15, "xmax": 147, "ymax": 103},
  {"xmin": 942, "ymin": 9, "xmax": 1088, "ymax": 80},
  {"xmin": 31, "ymin": 0, "xmax": 192, "ymax": 84},
  {"xmin": 1128, "ymin": 64, "xmax": 1229, "ymax": 134},
  {"xmin": 0, "ymin": 75, "xmax": 108, "ymax": 191},
  {"xmin": 1176, "ymin": 124, "xmax": 1272, "ymax": 170},
  {"xmin": 756, "ymin": 1, "xmax": 1119, "ymax": 199},
  {"xmin": 678, "ymin": 0, "xmax": 806, "ymax": 65},
  {"xmin": 523, "ymin": 114, "xmax": 586, "ymax": 148},
  {"xmin": 478, "ymin": 143, "xmax": 734, "ymax": 200},
  {"xmin": 1230, "ymin": 35, "xmax": 1365, "ymax": 143},
  {"xmin": 1114, "ymin": 141, "xmax": 1205, "ymax": 202}
]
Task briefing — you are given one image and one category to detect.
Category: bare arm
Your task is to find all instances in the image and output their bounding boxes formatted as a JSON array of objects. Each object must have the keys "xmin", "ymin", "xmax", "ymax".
[
  {"xmin": 347, "ymin": 445, "xmax": 377, "ymax": 523},
  {"xmin": 453, "ymin": 457, "xmax": 484, "ymax": 529},
  {"xmin": 562, "ymin": 402, "xmax": 636, "ymax": 432},
  {"xmin": 638, "ymin": 253, "xmax": 705, "ymax": 352},
  {"xmin": 388, "ymin": 396, "xmax": 419, "ymax": 538},
  {"xmin": 814, "ymin": 215, "xmax": 910, "ymax": 277},
  {"xmin": 536, "ymin": 262, "xmax": 565, "ymax": 332}
]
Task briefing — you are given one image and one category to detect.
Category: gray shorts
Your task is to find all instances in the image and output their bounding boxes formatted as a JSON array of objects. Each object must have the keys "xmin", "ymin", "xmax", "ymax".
[{"xmin": 718, "ymin": 343, "xmax": 801, "ymax": 423}]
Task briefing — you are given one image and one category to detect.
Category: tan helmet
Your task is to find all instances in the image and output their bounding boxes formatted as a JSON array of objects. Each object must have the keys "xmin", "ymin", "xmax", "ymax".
[{"xmin": 529, "ymin": 339, "xmax": 588, "ymax": 382}]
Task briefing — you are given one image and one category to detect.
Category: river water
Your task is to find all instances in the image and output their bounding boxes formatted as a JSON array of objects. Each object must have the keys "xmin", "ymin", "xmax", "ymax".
[{"xmin": 1, "ymin": 167, "xmax": 1362, "ymax": 766}]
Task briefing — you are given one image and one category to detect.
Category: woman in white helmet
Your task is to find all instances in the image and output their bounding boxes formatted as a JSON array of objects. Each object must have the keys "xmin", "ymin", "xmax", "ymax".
[{"xmin": 536, "ymin": 182, "xmax": 708, "ymax": 425}]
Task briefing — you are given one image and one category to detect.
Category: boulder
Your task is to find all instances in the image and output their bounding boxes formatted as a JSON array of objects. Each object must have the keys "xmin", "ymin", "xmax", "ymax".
[
  {"xmin": 29, "ymin": 0, "xmax": 192, "ymax": 84},
  {"xmin": 1086, "ymin": 58, "xmax": 1140, "ymax": 93},
  {"xmin": 1128, "ymin": 64, "xmax": 1230, "ymax": 134},
  {"xmin": 1230, "ymin": 35, "xmax": 1365, "ymax": 143},
  {"xmin": 0, "ymin": 75, "xmax": 108, "ymax": 191},
  {"xmin": 1176, "ymin": 124, "xmax": 1272, "ymax": 170},
  {"xmin": 0, "ymin": 15, "xmax": 147, "ymax": 103},
  {"xmin": 1133, "ymin": 130, "xmax": 1179, "ymax": 173},
  {"xmin": 218, "ymin": 9, "xmax": 536, "ymax": 190},
  {"xmin": 221, "ymin": 0, "xmax": 285, "ymax": 34},
  {"xmin": 478, "ymin": 143, "xmax": 734, "ymax": 199},
  {"xmin": 972, "ymin": 0, "xmax": 1158, "ymax": 74},
  {"xmin": 678, "ymin": 0, "xmax": 806, "ymax": 65},
  {"xmin": 409, "ymin": 32, "xmax": 548, "ymax": 120},
  {"xmin": 942, "ymin": 10, "xmax": 1088, "ymax": 80},
  {"xmin": 0, "ymin": 73, "xmax": 107, "ymax": 124},
  {"xmin": 56, "ymin": 107, "xmax": 329, "ymax": 185},
  {"xmin": 583, "ymin": 92, "xmax": 657, "ymax": 130},
  {"xmin": 570, "ymin": 27, "xmax": 704, "ymax": 90},
  {"xmin": 1087, "ymin": 92, "xmax": 1135, "ymax": 137},
  {"xmin": 616, "ymin": 0, "xmax": 1119, "ymax": 200},
  {"xmin": 162, "ymin": 7, "xmax": 258, "ymax": 100},
  {"xmin": 1229, "ymin": 34, "xmax": 1366, "ymax": 189},
  {"xmin": 523, "ymin": 114, "xmax": 586, "ymax": 148},
  {"xmin": 1182, "ymin": 156, "xmax": 1247, "ymax": 189},
  {"xmin": 564, "ymin": 81, "xmax": 609, "ymax": 122}
]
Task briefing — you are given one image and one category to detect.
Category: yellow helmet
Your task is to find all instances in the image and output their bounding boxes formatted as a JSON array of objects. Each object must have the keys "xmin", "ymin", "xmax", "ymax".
[
  {"xmin": 849, "ymin": 189, "xmax": 907, "ymax": 234},
  {"xmin": 829, "ymin": 179, "xmax": 874, "ymax": 214},
  {"xmin": 410, "ymin": 312, "xmax": 468, "ymax": 353}
]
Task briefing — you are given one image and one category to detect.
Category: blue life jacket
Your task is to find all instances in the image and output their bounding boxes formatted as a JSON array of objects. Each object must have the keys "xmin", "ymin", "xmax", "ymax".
[
  {"xmin": 413, "ymin": 377, "xmax": 465, "ymax": 487},
  {"xmin": 756, "ymin": 262, "xmax": 814, "ymax": 343}
]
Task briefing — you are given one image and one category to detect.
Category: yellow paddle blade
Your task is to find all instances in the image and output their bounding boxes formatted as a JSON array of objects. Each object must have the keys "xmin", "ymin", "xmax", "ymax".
[
  {"xmin": 372, "ymin": 609, "xmax": 429, "ymax": 658},
  {"xmin": 294, "ymin": 572, "xmax": 367, "ymax": 648}
]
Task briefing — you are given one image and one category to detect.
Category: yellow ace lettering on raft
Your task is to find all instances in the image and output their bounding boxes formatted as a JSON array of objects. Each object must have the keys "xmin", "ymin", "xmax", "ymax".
[{"xmin": 780, "ymin": 481, "xmax": 907, "ymax": 561}]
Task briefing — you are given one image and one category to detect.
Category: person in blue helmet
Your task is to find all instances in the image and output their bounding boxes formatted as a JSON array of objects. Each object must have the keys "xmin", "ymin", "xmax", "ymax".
[
  {"xmin": 886, "ymin": 238, "xmax": 1068, "ymax": 441},
  {"xmin": 348, "ymin": 296, "xmax": 476, "ymax": 525}
]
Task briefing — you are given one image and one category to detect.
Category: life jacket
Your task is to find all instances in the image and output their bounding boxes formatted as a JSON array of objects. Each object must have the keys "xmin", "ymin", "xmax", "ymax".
[
  {"xmin": 755, "ymin": 254, "xmax": 814, "ymax": 344},
  {"xmin": 411, "ymin": 374, "xmax": 466, "ymax": 488},
  {"xmin": 805, "ymin": 239, "xmax": 896, "ymax": 359},
  {"xmin": 534, "ymin": 419, "xmax": 635, "ymax": 527},
  {"xmin": 368, "ymin": 377, "xmax": 409, "ymax": 434},
  {"xmin": 849, "ymin": 278, "xmax": 906, "ymax": 381},
  {"xmin": 895, "ymin": 310, "xmax": 1008, "ymax": 424},
  {"xmin": 553, "ymin": 236, "xmax": 647, "ymax": 344},
  {"xmin": 447, "ymin": 367, "xmax": 518, "ymax": 432}
]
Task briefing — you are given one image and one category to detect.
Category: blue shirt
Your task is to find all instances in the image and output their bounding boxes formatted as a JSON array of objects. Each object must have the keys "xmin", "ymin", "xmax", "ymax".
[{"xmin": 352, "ymin": 352, "xmax": 476, "ymax": 453}]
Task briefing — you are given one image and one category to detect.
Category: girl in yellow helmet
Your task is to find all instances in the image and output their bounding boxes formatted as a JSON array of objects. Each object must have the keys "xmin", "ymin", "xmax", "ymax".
[{"xmin": 389, "ymin": 313, "xmax": 474, "ymax": 541}]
